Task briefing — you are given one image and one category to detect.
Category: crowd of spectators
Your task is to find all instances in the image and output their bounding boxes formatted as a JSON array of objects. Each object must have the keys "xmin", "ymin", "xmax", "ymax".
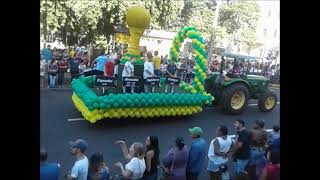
[
  {"xmin": 41, "ymin": 45, "xmax": 279, "ymax": 90},
  {"xmin": 41, "ymin": 120, "xmax": 280, "ymax": 180},
  {"xmin": 207, "ymin": 56, "xmax": 280, "ymax": 84}
]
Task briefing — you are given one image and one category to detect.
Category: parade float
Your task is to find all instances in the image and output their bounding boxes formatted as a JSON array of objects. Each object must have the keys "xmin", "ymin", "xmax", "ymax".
[{"xmin": 71, "ymin": 6, "xmax": 214, "ymax": 123}]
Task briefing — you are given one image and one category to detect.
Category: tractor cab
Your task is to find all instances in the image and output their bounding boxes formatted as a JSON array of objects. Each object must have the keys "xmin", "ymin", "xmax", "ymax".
[{"xmin": 219, "ymin": 52, "xmax": 263, "ymax": 80}]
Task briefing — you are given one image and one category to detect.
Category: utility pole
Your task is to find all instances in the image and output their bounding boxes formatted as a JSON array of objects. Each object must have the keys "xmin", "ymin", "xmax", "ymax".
[{"xmin": 208, "ymin": 0, "xmax": 221, "ymax": 61}]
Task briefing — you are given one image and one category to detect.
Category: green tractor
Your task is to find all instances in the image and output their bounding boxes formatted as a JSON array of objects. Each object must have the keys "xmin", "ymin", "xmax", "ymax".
[{"xmin": 205, "ymin": 52, "xmax": 277, "ymax": 114}]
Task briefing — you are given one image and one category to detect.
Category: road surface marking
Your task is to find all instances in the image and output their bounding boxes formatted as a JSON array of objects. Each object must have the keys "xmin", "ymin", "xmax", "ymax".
[{"xmin": 67, "ymin": 118, "xmax": 85, "ymax": 122}]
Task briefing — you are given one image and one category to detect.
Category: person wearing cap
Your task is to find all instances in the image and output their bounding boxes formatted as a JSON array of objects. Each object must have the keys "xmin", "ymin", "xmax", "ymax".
[
  {"xmin": 186, "ymin": 127, "xmax": 206, "ymax": 180},
  {"xmin": 66, "ymin": 139, "xmax": 89, "ymax": 180},
  {"xmin": 40, "ymin": 148, "xmax": 60, "ymax": 180},
  {"xmin": 163, "ymin": 136, "xmax": 189, "ymax": 180}
]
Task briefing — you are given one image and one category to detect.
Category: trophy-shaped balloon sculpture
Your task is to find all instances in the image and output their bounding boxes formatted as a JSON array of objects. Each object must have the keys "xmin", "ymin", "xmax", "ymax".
[{"xmin": 121, "ymin": 6, "xmax": 151, "ymax": 64}]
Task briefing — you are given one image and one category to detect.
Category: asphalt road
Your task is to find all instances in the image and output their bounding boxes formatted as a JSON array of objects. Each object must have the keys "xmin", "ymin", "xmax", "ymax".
[{"xmin": 40, "ymin": 87, "xmax": 280, "ymax": 179}]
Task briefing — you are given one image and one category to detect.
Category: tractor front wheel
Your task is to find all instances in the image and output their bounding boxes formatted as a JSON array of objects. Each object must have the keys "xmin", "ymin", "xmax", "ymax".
[
  {"xmin": 258, "ymin": 91, "xmax": 277, "ymax": 112},
  {"xmin": 221, "ymin": 84, "xmax": 249, "ymax": 114}
]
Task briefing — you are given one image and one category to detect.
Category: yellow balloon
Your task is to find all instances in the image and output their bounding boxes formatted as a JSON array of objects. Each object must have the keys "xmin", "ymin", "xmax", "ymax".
[
  {"xmin": 200, "ymin": 44, "xmax": 205, "ymax": 49},
  {"xmin": 173, "ymin": 48, "xmax": 177, "ymax": 53},
  {"xmin": 192, "ymin": 39, "xmax": 198, "ymax": 44}
]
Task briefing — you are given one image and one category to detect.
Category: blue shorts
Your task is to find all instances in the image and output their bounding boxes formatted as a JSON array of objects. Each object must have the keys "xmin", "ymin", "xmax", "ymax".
[
  {"xmin": 249, "ymin": 148, "xmax": 267, "ymax": 166},
  {"xmin": 207, "ymin": 160, "xmax": 225, "ymax": 172}
]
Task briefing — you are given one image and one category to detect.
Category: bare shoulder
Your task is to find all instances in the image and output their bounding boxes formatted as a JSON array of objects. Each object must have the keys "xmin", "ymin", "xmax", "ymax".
[{"xmin": 147, "ymin": 150, "xmax": 154, "ymax": 157}]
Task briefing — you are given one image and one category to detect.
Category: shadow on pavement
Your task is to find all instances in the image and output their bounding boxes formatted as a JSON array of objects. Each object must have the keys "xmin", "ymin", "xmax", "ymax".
[{"xmin": 86, "ymin": 115, "xmax": 195, "ymax": 128}]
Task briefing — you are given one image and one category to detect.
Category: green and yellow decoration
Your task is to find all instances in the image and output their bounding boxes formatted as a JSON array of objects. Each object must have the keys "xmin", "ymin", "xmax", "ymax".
[
  {"xmin": 119, "ymin": 6, "xmax": 150, "ymax": 65},
  {"xmin": 71, "ymin": 6, "xmax": 214, "ymax": 123},
  {"xmin": 169, "ymin": 26, "xmax": 208, "ymax": 95}
]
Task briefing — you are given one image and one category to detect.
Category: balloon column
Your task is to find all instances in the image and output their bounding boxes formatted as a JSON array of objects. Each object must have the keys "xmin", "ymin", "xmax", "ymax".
[
  {"xmin": 71, "ymin": 7, "xmax": 214, "ymax": 123},
  {"xmin": 168, "ymin": 26, "xmax": 208, "ymax": 95},
  {"xmin": 119, "ymin": 6, "xmax": 150, "ymax": 65}
]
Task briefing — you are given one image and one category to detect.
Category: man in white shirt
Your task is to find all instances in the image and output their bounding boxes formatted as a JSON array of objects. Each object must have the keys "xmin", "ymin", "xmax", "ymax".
[
  {"xmin": 66, "ymin": 139, "xmax": 89, "ymax": 180},
  {"xmin": 122, "ymin": 57, "xmax": 135, "ymax": 93},
  {"xmin": 207, "ymin": 125, "xmax": 234, "ymax": 180},
  {"xmin": 143, "ymin": 53, "xmax": 155, "ymax": 93}
]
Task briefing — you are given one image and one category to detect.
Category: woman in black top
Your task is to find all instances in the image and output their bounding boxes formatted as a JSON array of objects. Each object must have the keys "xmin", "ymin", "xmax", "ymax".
[{"xmin": 143, "ymin": 136, "xmax": 159, "ymax": 180}]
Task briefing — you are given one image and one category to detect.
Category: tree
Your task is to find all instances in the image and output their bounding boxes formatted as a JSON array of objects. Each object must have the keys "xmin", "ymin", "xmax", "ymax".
[
  {"xmin": 40, "ymin": 0, "xmax": 259, "ymax": 51},
  {"xmin": 219, "ymin": 0, "xmax": 260, "ymax": 48},
  {"xmin": 177, "ymin": 0, "xmax": 216, "ymax": 39}
]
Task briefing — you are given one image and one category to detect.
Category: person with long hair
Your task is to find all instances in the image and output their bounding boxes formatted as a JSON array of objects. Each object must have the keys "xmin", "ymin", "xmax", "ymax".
[
  {"xmin": 114, "ymin": 141, "xmax": 146, "ymax": 179},
  {"xmin": 259, "ymin": 149, "xmax": 280, "ymax": 180},
  {"xmin": 143, "ymin": 136, "xmax": 160, "ymax": 180},
  {"xmin": 163, "ymin": 136, "xmax": 189, "ymax": 180},
  {"xmin": 248, "ymin": 120, "xmax": 268, "ymax": 179},
  {"xmin": 88, "ymin": 152, "xmax": 110, "ymax": 180}
]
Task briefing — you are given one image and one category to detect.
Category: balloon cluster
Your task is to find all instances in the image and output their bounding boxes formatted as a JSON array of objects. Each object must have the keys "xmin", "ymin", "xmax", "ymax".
[
  {"xmin": 73, "ymin": 93, "xmax": 203, "ymax": 123},
  {"xmin": 168, "ymin": 26, "xmax": 208, "ymax": 94},
  {"xmin": 72, "ymin": 78, "xmax": 211, "ymax": 110},
  {"xmin": 120, "ymin": 53, "xmax": 144, "ymax": 65}
]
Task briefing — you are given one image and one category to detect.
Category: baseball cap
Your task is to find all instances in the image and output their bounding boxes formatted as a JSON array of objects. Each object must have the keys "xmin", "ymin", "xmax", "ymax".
[
  {"xmin": 188, "ymin": 127, "xmax": 203, "ymax": 136},
  {"xmin": 69, "ymin": 139, "xmax": 88, "ymax": 153}
]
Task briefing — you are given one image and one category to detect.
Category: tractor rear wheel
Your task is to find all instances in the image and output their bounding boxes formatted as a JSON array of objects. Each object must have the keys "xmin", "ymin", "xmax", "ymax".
[
  {"xmin": 258, "ymin": 91, "xmax": 277, "ymax": 112},
  {"xmin": 221, "ymin": 84, "xmax": 249, "ymax": 114}
]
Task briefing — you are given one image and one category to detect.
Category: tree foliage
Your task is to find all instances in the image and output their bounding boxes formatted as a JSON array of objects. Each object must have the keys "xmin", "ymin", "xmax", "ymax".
[
  {"xmin": 40, "ymin": 0, "xmax": 260, "ymax": 49},
  {"xmin": 219, "ymin": 0, "xmax": 260, "ymax": 47}
]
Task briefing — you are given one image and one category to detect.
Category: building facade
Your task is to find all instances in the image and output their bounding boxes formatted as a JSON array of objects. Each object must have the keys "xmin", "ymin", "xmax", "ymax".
[
  {"xmin": 250, "ymin": 0, "xmax": 280, "ymax": 63},
  {"xmin": 224, "ymin": 0, "xmax": 279, "ymax": 64}
]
